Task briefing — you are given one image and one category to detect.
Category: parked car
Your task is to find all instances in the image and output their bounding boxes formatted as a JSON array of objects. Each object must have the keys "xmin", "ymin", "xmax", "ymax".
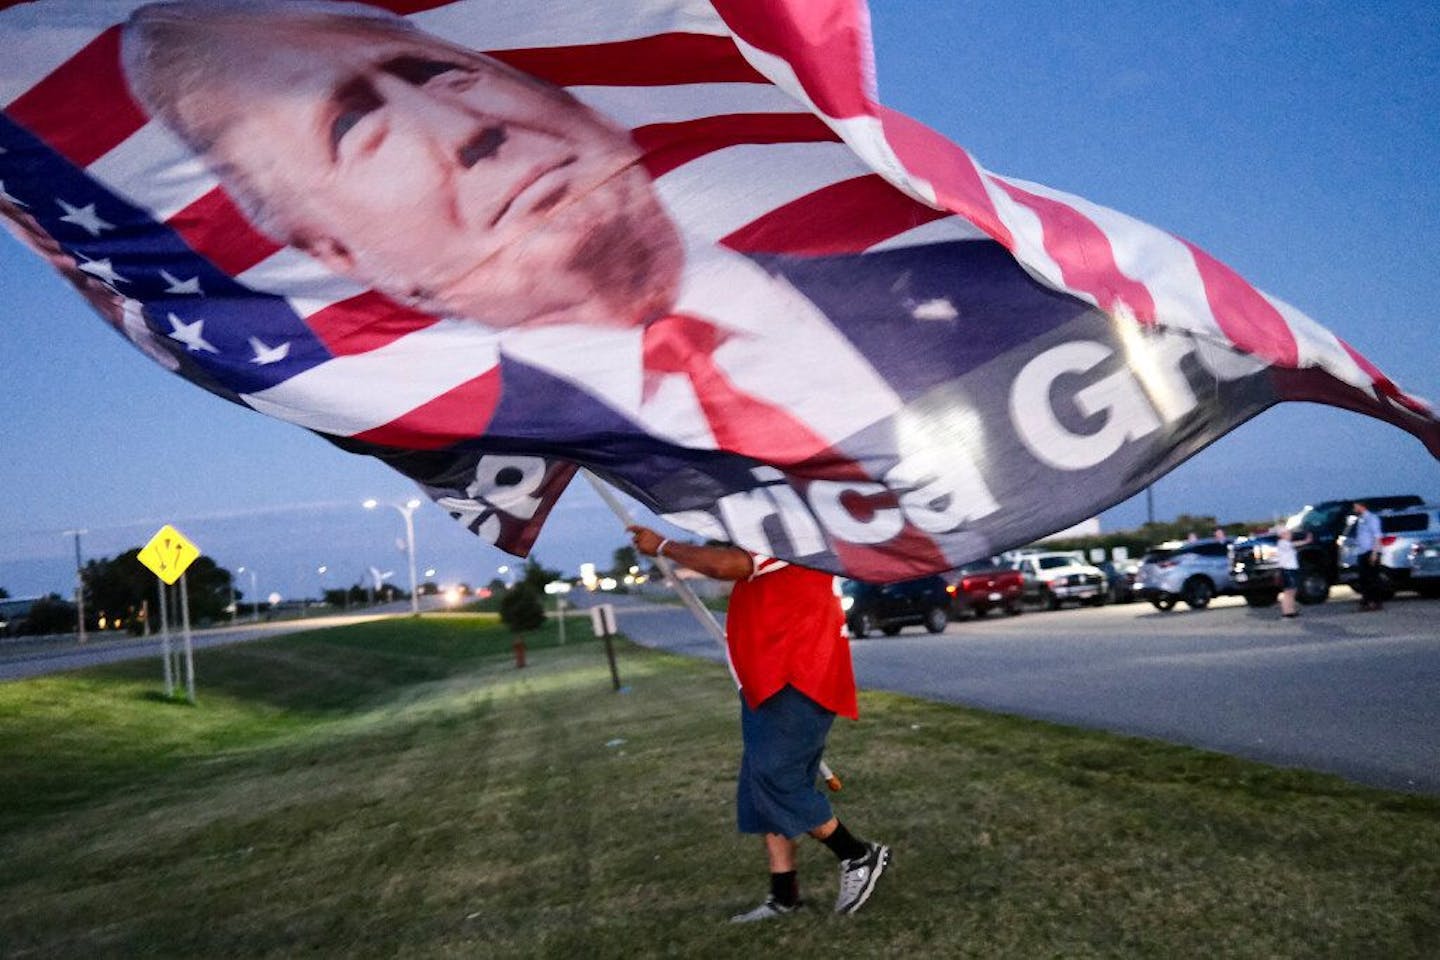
[
  {"xmin": 1136, "ymin": 538, "xmax": 1233, "ymax": 610},
  {"xmin": 1229, "ymin": 495, "xmax": 1424, "ymax": 606},
  {"xmin": 840, "ymin": 576, "xmax": 950, "ymax": 638},
  {"xmin": 1009, "ymin": 553, "xmax": 1106, "ymax": 610},
  {"xmin": 1337, "ymin": 504, "xmax": 1440, "ymax": 599},
  {"xmin": 948, "ymin": 558, "xmax": 1024, "ymax": 618},
  {"xmin": 1409, "ymin": 535, "xmax": 1440, "ymax": 597},
  {"xmin": 1095, "ymin": 559, "xmax": 1139, "ymax": 604}
]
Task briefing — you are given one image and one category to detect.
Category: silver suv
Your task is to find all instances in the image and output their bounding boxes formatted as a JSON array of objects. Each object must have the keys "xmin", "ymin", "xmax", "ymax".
[
  {"xmin": 1408, "ymin": 534, "xmax": 1440, "ymax": 597},
  {"xmin": 1137, "ymin": 539, "xmax": 1233, "ymax": 611},
  {"xmin": 1338, "ymin": 504, "xmax": 1440, "ymax": 598}
]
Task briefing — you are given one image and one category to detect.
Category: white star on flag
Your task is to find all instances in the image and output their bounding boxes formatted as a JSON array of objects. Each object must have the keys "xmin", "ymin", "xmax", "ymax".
[
  {"xmin": 159, "ymin": 270, "xmax": 203, "ymax": 295},
  {"xmin": 0, "ymin": 179, "xmax": 26, "ymax": 207},
  {"xmin": 248, "ymin": 337, "xmax": 290, "ymax": 365},
  {"xmin": 167, "ymin": 313, "xmax": 218, "ymax": 353},
  {"xmin": 77, "ymin": 255, "xmax": 127, "ymax": 286},
  {"xmin": 911, "ymin": 298, "xmax": 959, "ymax": 321},
  {"xmin": 56, "ymin": 198, "xmax": 114, "ymax": 236}
]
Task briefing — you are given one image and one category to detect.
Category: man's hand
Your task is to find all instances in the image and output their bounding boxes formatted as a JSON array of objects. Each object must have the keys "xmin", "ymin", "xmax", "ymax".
[
  {"xmin": 626, "ymin": 524, "xmax": 753, "ymax": 581},
  {"xmin": 628, "ymin": 525, "xmax": 665, "ymax": 557}
]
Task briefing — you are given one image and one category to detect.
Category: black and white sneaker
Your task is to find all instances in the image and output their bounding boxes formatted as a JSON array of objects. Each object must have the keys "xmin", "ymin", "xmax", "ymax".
[
  {"xmin": 834, "ymin": 842, "xmax": 890, "ymax": 914},
  {"xmin": 729, "ymin": 895, "xmax": 802, "ymax": 923}
]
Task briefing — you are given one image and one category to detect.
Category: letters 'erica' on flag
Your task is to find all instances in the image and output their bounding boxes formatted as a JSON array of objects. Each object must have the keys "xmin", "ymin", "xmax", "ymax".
[{"xmin": 2, "ymin": 0, "xmax": 1436, "ymax": 580}]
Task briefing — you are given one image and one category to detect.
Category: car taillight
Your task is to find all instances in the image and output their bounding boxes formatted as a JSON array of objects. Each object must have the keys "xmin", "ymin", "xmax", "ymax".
[{"xmin": 1379, "ymin": 535, "xmax": 1397, "ymax": 547}]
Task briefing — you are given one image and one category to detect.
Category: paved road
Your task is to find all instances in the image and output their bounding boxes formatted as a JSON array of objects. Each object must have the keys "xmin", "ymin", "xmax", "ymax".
[
  {"xmin": 581, "ymin": 591, "xmax": 1440, "ymax": 796},
  {"xmin": 0, "ymin": 611, "xmax": 398, "ymax": 681}
]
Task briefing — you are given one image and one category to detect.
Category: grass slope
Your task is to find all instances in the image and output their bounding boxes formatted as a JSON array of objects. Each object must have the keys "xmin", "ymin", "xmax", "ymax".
[{"xmin": 0, "ymin": 615, "xmax": 1437, "ymax": 958}]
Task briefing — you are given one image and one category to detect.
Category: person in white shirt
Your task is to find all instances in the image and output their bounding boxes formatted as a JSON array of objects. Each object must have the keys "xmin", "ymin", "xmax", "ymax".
[{"xmin": 1274, "ymin": 526, "xmax": 1312, "ymax": 619}]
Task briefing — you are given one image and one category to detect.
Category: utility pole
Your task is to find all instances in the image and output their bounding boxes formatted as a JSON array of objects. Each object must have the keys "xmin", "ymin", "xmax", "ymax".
[{"xmin": 62, "ymin": 529, "xmax": 87, "ymax": 643}]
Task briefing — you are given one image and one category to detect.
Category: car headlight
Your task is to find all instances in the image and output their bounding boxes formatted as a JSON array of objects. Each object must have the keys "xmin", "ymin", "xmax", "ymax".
[{"xmin": 840, "ymin": 596, "xmax": 855, "ymax": 611}]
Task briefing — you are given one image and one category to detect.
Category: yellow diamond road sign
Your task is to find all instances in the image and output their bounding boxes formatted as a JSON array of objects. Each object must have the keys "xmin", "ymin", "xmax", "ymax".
[{"xmin": 137, "ymin": 524, "xmax": 201, "ymax": 585}]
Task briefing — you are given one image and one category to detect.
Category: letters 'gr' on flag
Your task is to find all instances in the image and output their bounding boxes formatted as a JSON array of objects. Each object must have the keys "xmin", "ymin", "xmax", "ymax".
[{"xmin": 1, "ymin": 1, "xmax": 1436, "ymax": 582}]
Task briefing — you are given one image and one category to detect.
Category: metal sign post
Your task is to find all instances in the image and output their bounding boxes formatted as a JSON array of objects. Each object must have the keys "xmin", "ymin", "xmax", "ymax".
[
  {"xmin": 544, "ymin": 580, "xmax": 572, "ymax": 645},
  {"xmin": 178, "ymin": 572, "xmax": 196, "ymax": 703},
  {"xmin": 136, "ymin": 524, "xmax": 202, "ymax": 702},
  {"xmin": 589, "ymin": 603, "xmax": 623, "ymax": 691},
  {"xmin": 157, "ymin": 578, "xmax": 173, "ymax": 697}
]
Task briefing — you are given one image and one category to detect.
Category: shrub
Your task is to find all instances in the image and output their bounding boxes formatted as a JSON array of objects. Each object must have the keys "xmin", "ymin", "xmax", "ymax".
[{"xmin": 498, "ymin": 584, "xmax": 545, "ymax": 633}]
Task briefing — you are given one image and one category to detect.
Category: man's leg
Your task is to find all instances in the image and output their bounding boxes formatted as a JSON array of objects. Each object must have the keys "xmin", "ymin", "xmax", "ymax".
[
  {"xmin": 809, "ymin": 816, "xmax": 891, "ymax": 915},
  {"xmin": 730, "ymin": 695, "xmax": 810, "ymax": 923}
]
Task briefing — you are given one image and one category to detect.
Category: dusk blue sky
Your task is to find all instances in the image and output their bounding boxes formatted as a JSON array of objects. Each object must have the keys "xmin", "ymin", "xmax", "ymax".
[{"xmin": 2, "ymin": 1, "xmax": 1437, "ymax": 601}]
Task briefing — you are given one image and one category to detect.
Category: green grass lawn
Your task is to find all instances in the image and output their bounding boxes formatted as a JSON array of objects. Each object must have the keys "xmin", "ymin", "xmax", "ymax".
[{"xmin": 1, "ymin": 615, "xmax": 1437, "ymax": 959}]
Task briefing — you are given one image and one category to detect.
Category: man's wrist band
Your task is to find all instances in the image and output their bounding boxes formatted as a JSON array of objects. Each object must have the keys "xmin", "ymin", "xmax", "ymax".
[{"xmin": 657, "ymin": 538, "xmax": 672, "ymax": 557}]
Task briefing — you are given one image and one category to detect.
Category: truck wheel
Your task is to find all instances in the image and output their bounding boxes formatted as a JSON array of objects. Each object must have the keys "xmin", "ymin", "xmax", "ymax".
[
  {"xmin": 1297, "ymin": 569, "xmax": 1330, "ymax": 605},
  {"xmin": 1182, "ymin": 577, "xmax": 1215, "ymax": 610},
  {"xmin": 1044, "ymin": 589, "xmax": 1061, "ymax": 611},
  {"xmin": 1244, "ymin": 592, "xmax": 1278, "ymax": 608},
  {"xmin": 850, "ymin": 612, "xmax": 875, "ymax": 639},
  {"xmin": 1151, "ymin": 596, "xmax": 1176, "ymax": 612},
  {"xmin": 924, "ymin": 607, "xmax": 948, "ymax": 634}
]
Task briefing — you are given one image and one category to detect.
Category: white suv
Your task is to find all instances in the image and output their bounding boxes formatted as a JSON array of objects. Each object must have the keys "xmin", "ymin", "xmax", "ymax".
[
  {"xmin": 1009, "ymin": 552, "xmax": 1107, "ymax": 610},
  {"xmin": 1339, "ymin": 504, "xmax": 1440, "ymax": 597}
]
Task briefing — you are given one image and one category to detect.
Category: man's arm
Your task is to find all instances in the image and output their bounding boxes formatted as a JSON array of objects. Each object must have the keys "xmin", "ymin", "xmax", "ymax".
[{"xmin": 628, "ymin": 525, "xmax": 753, "ymax": 582}]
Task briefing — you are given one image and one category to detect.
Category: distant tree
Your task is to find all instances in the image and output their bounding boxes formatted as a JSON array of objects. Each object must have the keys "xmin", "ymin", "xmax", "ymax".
[
  {"xmin": 323, "ymin": 587, "xmax": 357, "ymax": 608},
  {"xmin": 520, "ymin": 557, "xmax": 561, "ymax": 593},
  {"xmin": 499, "ymin": 584, "xmax": 545, "ymax": 633},
  {"xmin": 85, "ymin": 549, "xmax": 233, "ymax": 628},
  {"xmin": 0, "ymin": 586, "xmax": 9, "ymax": 599},
  {"xmin": 609, "ymin": 545, "xmax": 639, "ymax": 577},
  {"xmin": 23, "ymin": 594, "xmax": 75, "ymax": 636}
]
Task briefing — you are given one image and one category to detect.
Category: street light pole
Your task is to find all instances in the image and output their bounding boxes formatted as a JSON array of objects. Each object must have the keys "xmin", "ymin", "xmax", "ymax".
[
  {"xmin": 62, "ymin": 529, "xmax": 87, "ymax": 643},
  {"xmin": 364, "ymin": 498, "xmax": 422, "ymax": 616}
]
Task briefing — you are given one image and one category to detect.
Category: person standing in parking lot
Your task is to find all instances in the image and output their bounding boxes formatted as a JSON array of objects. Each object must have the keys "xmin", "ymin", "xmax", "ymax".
[
  {"xmin": 1275, "ymin": 526, "xmax": 1312, "ymax": 618},
  {"xmin": 1351, "ymin": 502, "xmax": 1385, "ymax": 611},
  {"xmin": 627, "ymin": 523, "xmax": 891, "ymax": 922}
]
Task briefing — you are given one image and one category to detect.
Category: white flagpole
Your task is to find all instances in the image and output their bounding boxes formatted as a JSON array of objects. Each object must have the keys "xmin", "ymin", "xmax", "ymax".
[{"xmin": 580, "ymin": 470, "xmax": 840, "ymax": 790}]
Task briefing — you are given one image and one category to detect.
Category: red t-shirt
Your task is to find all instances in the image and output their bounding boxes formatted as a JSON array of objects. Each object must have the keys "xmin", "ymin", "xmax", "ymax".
[{"xmin": 725, "ymin": 556, "xmax": 858, "ymax": 719}]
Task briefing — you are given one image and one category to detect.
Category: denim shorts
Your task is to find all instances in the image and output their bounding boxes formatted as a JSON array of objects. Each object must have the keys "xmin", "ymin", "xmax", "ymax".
[
  {"xmin": 736, "ymin": 685, "xmax": 835, "ymax": 837},
  {"xmin": 1281, "ymin": 568, "xmax": 1299, "ymax": 589}
]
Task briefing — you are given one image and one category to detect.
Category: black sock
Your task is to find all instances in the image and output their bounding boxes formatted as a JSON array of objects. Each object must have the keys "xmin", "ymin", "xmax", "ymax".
[
  {"xmin": 820, "ymin": 821, "xmax": 868, "ymax": 862},
  {"xmin": 770, "ymin": 870, "xmax": 799, "ymax": 906}
]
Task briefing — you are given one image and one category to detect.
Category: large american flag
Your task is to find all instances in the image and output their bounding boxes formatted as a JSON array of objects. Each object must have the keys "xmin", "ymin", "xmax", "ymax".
[{"xmin": 2, "ymin": 0, "xmax": 1437, "ymax": 577}]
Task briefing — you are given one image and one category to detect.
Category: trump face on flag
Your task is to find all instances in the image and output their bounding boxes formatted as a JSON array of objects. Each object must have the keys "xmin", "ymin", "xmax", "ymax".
[{"xmin": 123, "ymin": 0, "xmax": 685, "ymax": 333}]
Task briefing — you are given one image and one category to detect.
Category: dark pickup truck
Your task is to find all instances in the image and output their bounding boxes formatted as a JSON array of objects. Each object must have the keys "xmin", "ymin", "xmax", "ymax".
[{"xmin": 1228, "ymin": 495, "xmax": 1423, "ymax": 606}]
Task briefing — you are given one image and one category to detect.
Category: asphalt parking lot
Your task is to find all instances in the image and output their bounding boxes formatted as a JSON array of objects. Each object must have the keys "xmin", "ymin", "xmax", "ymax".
[
  {"xmin": 853, "ymin": 590, "xmax": 1440, "ymax": 794},
  {"xmin": 611, "ymin": 588, "xmax": 1440, "ymax": 795}
]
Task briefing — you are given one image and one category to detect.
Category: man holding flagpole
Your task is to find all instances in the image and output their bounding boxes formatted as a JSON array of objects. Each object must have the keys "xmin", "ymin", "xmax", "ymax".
[{"xmin": 628, "ymin": 523, "xmax": 890, "ymax": 921}]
